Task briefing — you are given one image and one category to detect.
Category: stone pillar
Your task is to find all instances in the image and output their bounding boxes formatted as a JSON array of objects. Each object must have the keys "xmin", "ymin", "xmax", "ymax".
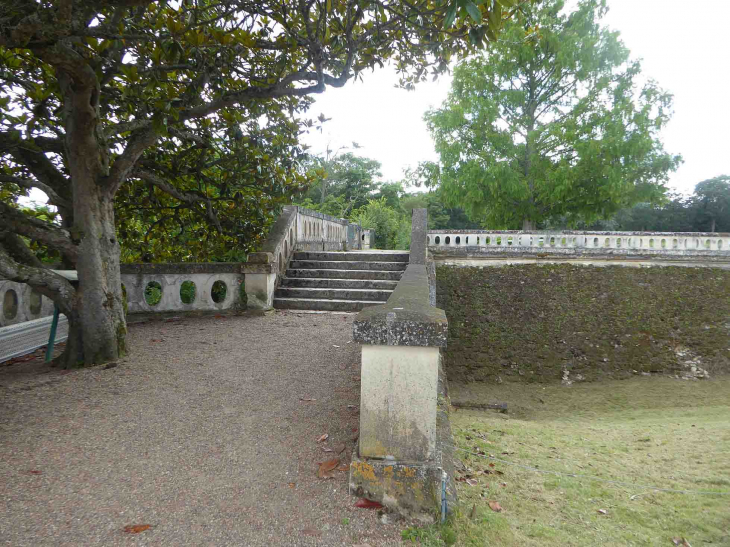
[
  {"xmin": 410, "ymin": 208, "xmax": 427, "ymax": 265},
  {"xmin": 350, "ymin": 264, "xmax": 449, "ymax": 516},
  {"xmin": 242, "ymin": 252, "xmax": 277, "ymax": 310}
]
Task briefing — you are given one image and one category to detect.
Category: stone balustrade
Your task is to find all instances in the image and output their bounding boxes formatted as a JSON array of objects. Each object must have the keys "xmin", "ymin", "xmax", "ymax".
[
  {"xmin": 243, "ymin": 206, "xmax": 364, "ymax": 310},
  {"xmin": 428, "ymin": 230, "xmax": 730, "ymax": 260},
  {"xmin": 0, "ymin": 280, "xmax": 56, "ymax": 328},
  {"xmin": 119, "ymin": 263, "xmax": 244, "ymax": 315}
]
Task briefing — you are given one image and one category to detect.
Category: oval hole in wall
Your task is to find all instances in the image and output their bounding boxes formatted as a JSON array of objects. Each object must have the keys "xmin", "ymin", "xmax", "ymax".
[
  {"xmin": 550, "ymin": 237, "xmax": 555, "ymax": 247},
  {"xmin": 594, "ymin": 237, "xmax": 599, "ymax": 247},
  {"xmin": 3, "ymin": 289, "xmax": 18, "ymax": 319},
  {"xmin": 616, "ymin": 238, "xmax": 622, "ymax": 247},
  {"xmin": 486, "ymin": 237, "xmax": 491, "ymax": 245},
  {"xmin": 435, "ymin": 236, "xmax": 440, "ymax": 244},
  {"xmin": 455, "ymin": 236, "xmax": 460, "ymax": 245},
  {"xmin": 604, "ymin": 238, "xmax": 610, "ymax": 247},
  {"xmin": 507, "ymin": 236, "xmax": 513, "ymax": 246},
  {"xmin": 672, "ymin": 238, "xmax": 678, "ymax": 249},
  {"xmin": 705, "ymin": 239, "xmax": 711, "ymax": 249},
  {"xmin": 496, "ymin": 236, "xmax": 502, "ymax": 245},
  {"xmin": 427, "ymin": 236, "xmax": 430, "ymax": 244},
  {"xmin": 719, "ymin": 240, "xmax": 724, "ymax": 250},
  {"xmin": 180, "ymin": 280, "xmax": 196, "ymax": 304},
  {"xmin": 144, "ymin": 281, "xmax": 162, "ymax": 306},
  {"xmin": 661, "ymin": 239, "xmax": 667, "ymax": 249},
  {"xmin": 445, "ymin": 236, "xmax": 451, "ymax": 245},
  {"xmin": 649, "ymin": 239, "xmax": 655, "ymax": 248},
  {"xmin": 211, "ymin": 280, "xmax": 227, "ymax": 303}
]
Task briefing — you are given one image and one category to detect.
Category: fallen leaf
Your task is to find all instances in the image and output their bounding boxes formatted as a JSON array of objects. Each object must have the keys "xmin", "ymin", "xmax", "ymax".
[
  {"xmin": 302, "ymin": 528, "xmax": 322, "ymax": 537},
  {"xmin": 335, "ymin": 443, "xmax": 346, "ymax": 455},
  {"xmin": 332, "ymin": 345, "xmax": 340, "ymax": 348},
  {"xmin": 321, "ymin": 446, "xmax": 334, "ymax": 453},
  {"xmin": 287, "ymin": 482, "xmax": 296, "ymax": 488},
  {"xmin": 214, "ymin": 314, "xmax": 225, "ymax": 319},
  {"xmin": 336, "ymin": 464, "xmax": 349, "ymax": 471},
  {"xmin": 299, "ymin": 397, "xmax": 316, "ymax": 402},
  {"xmin": 488, "ymin": 463, "xmax": 495, "ymax": 468},
  {"xmin": 488, "ymin": 501, "xmax": 502, "ymax": 512},
  {"xmin": 672, "ymin": 538, "xmax": 691, "ymax": 547},
  {"xmin": 338, "ymin": 363, "xmax": 348, "ymax": 370},
  {"xmin": 469, "ymin": 503, "xmax": 477, "ymax": 519},
  {"xmin": 26, "ymin": 470, "xmax": 42, "ymax": 475},
  {"xmin": 316, "ymin": 433, "xmax": 329, "ymax": 443},
  {"xmin": 354, "ymin": 498, "xmax": 383, "ymax": 509},
  {"xmin": 465, "ymin": 478, "xmax": 478, "ymax": 486},
  {"xmin": 123, "ymin": 524, "xmax": 151, "ymax": 534},
  {"xmin": 597, "ymin": 509, "xmax": 608, "ymax": 515},
  {"xmin": 317, "ymin": 458, "xmax": 339, "ymax": 478}
]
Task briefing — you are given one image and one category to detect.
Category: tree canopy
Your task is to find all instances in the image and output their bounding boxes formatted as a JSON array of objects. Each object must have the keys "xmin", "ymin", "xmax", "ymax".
[
  {"xmin": 418, "ymin": 0, "xmax": 681, "ymax": 230},
  {"xmin": 0, "ymin": 0, "xmax": 517, "ymax": 366}
]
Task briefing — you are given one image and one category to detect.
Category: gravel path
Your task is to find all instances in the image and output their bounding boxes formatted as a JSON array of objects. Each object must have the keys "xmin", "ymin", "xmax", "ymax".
[{"xmin": 0, "ymin": 312, "xmax": 404, "ymax": 546}]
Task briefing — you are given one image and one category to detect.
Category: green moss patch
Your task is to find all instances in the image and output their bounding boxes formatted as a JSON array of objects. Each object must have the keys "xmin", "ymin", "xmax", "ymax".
[{"xmin": 436, "ymin": 264, "xmax": 730, "ymax": 384}]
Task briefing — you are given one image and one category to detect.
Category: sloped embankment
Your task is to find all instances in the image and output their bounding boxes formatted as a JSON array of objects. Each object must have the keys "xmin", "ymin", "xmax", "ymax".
[{"xmin": 436, "ymin": 264, "xmax": 730, "ymax": 384}]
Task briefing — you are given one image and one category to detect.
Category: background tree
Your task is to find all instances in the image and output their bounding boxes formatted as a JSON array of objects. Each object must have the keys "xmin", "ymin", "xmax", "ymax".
[
  {"xmin": 419, "ymin": 0, "xmax": 681, "ymax": 230},
  {"xmin": 693, "ymin": 176, "xmax": 730, "ymax": 233},
  {"xmin": 0, "ymin": 0, "xmax": 516, "ymax": 367}
]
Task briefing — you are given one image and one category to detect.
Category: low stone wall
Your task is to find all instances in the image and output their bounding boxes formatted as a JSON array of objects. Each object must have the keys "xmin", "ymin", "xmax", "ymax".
[
  {"xmin": 428, "ymin": 230, "xmax": 730, "ymax": 261},
  {"xmin": 120, "ymin": 263, "xmax": 244, "ymax": 315},
  {"xmin": 0, "ymin": 280, "xmax": 56, "ymax": 327}
]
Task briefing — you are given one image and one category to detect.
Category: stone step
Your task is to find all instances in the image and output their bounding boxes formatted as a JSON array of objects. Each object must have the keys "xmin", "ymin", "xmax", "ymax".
[
  {"xmin": 293, "ymin": 251, "xmax": 409, "ymax": 263},
  {"xmin": 286, "ymin": 269, "xmax": 404, "ymax": 281},
  {"xmin": 280, "ymin": 277, "xmax": 399, "ymax": 290},
  {"xmin": 289, "ymin": 260, "xmax": 408, "ymax": 271},
  {"xmin": 274, "ymin": 298, "xmax": 386, "ymax": 312},
  {"xmin": 275, "ymin": 287, "xmax": 393, "ymax": 302}
]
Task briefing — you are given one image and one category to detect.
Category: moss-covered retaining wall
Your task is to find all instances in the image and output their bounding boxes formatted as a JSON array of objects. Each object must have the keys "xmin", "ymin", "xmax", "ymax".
[{"xmin": 436, "ymin": 264, "xmax": 730, "ymax": 384}]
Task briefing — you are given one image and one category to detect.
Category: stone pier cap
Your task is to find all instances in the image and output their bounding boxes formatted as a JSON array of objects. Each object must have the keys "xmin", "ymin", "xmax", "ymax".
[{"xmin": 353, "ymin": 264, "xmax": 447, "ymax": 348}]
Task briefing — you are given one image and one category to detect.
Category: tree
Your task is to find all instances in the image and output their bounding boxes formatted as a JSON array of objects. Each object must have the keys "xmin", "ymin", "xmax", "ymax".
[
  {"xmin": 420, "ymin": 0, "xmax": 681, "ymax": 230},
  {"xmin": 693, "ymin": 176, "xmax": 730, "ymax": 233},
  {"xmin": 0, "ymin": 0, "xmax": 516, "ymax": 367},
  {"xmin": 299, "ymin": 151, "xmax": 381, "ymax": 217}
]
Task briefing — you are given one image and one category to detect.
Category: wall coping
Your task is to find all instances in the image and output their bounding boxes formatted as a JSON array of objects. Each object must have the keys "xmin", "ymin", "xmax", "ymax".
[
  {"xmin": 120, "ymin": 263, "xmax": 242, "ymax": 275},
  {"xmin": 353, "ymin": 264, "xmax": 448, "ymax": 348},
  {"xmin": 296, "ymin": 206, "xmax": 349, "ymax": 225},
  {"xmin": 428, "ymin": 229, "xmax": 730, "ymax": 237}
]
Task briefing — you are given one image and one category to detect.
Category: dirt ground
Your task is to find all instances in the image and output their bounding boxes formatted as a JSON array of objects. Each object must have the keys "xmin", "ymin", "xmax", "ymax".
[{"xmin": 0, "ymin": 312, "xmax": 405, "ymax": 547}]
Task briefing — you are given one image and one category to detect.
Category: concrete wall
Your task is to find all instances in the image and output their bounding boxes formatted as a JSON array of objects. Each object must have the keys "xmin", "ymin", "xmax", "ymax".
[
  {"xmin": 119, "ymin": 264, "xmax": 244, "ymax": 314},
  {"xmin": 0, "ymin": 280, "xmax": 56, "ymax": 327},
  {"xmin": 428, "ymin": 230, "xmax": 730, "ymax": 261}
]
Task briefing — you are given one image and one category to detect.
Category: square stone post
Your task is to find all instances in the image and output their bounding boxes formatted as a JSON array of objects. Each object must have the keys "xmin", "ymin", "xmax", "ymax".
[
  {"xmin": 350, "ymin": 264, "xmax": 449, "ymax": 516},
  {"xmin": 242, "ymin": 252, "xmax": 277, "ymax": 310}
]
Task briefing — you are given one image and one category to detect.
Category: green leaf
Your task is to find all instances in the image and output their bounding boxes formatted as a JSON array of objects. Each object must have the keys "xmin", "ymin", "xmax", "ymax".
[
  {"xmin": 444, "ymin": 2, "xmax": 458, "ymax": 28},
  {"xmin": 465, "ymin": 1, "xmax": 482, "ymax": 23}
]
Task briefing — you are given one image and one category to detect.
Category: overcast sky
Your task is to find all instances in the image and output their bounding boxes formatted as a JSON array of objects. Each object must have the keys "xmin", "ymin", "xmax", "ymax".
[{"xmin": 301, "ymin": 0, "xmax": 730, "ymax": 196}]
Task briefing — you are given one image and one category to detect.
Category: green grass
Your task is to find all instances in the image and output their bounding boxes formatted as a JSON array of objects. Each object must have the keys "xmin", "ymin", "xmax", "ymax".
[{"xmin": 406, "ymin": 377, "xmax": 730, "ymax": 546}]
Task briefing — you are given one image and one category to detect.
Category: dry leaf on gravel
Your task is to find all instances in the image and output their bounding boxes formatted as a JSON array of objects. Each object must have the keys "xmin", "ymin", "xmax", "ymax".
[
  {"xmin": 123, "ymin": 524, "xmax": 151, "ymax": 534},
  {"xmin": 488, "ymin": 501, "xmax": 503, "ymax": 512},
  {"xmin": 25, "ymin": 470, "xmax": 42, "ymax": 475},
  {"xmin": 302, "ymin": 528, "xmax": 322, "ymax": 537},
  {"xmin": 354, "ymin": 498, "xmax": 383, "ymax": 509},
  {"xmin": 336, "ymin": 464, "xmax": 349, "ymax": 472},
  {"xmin": 288, "ymin": 482, "xmax": 296, "ymax": 488},
  {"xmin": 299, "ymin": 397, "xmax": 316, "ymax": 402},
  {"xmin": 597, "ymin": 509, "xmax": 608, "ymax": 515},
  {"xmin": 316, "ymin": 433, "xmax": 329, "ymax": 443},
  {"xmin": 335, "ymin": 443, "xmax": 346, "ymax": 454},
  {"xmin": 672, "ymin": 539, "xmax": 691, "ymax": 547},
  {"xmin": 317, "ymin": 458, "xmax": 339, "ymax": 478},
  {"xmin": 465, "ymin": 478, "xmax": 478, "ymax": 486},
  {"xmin": 332, "ymin": 345, "xmax": 340, "ymax": 348},
  {"xmin": 321, "ymin": 446, "xmax": 334, "ymax": 453}
]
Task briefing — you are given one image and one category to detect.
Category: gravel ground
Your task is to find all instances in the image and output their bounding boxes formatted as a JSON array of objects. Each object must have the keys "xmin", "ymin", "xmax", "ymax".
[{"xmin": 0, "ymin": 312, "xmax": 405, "ymax": 546}]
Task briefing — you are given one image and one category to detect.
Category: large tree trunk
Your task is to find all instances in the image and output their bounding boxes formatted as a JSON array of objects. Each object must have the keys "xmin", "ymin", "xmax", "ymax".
[
  {"xmin": 69, "ymin": 181, "xmax": 126, "ymax": 365},
  {"xmin": 59, "ymin": 69, "xmax": 127, "ymax": 366},
  {"xmin": 522, "ymin": 218, "xmax": 536, "ymax": 231}
]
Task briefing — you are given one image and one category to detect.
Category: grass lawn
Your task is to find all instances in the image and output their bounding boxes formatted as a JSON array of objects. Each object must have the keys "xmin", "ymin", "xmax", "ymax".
[{"xmin": 403, "ymin": 377, "xmax": 730, "ymax": 546}]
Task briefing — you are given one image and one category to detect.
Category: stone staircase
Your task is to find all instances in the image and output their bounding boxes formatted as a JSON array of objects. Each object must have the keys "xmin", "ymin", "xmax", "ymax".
[{"xmin": 274, "ymin": 251, "xmax": 409, "ymax": 311}]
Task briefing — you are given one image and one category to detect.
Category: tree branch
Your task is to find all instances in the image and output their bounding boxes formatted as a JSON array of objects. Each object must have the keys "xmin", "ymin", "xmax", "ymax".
[
  {"xmin": 0, "ymin": 245, "xmax": 76, "ymax": 316},
  {"xmin": 0, "ymin": 174, "xmax": 70, "ymax": 208},
  {"xmin": 0, "ymin": 201, "xmax": 78, "ymax": 263}
]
